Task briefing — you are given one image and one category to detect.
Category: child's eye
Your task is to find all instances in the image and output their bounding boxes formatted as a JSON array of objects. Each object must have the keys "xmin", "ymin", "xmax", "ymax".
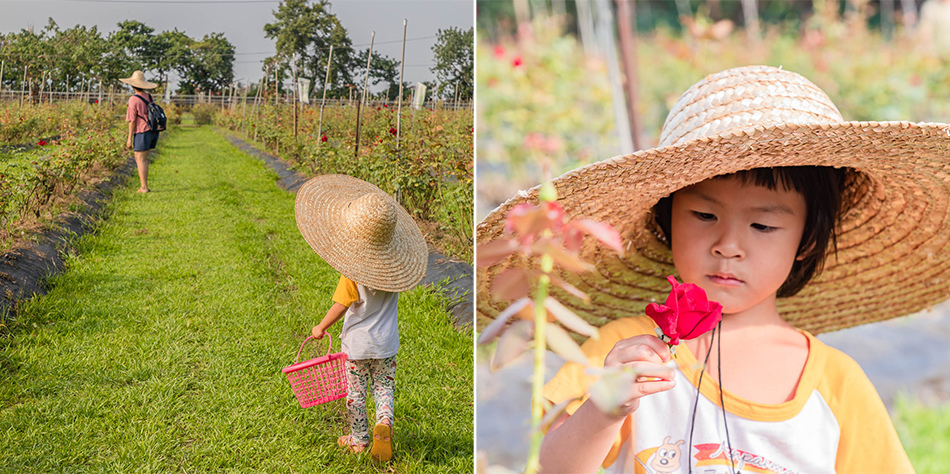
[
  {"xmin": 751, "ymin": 223, "xmax": 776, "ymax": 232},
  {"xmin": 692, "ymin": 211, "xmax": 716, "ymax": 221}
]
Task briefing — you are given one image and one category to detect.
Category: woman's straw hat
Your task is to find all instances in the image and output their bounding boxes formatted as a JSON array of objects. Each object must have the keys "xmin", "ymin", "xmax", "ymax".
[
  {"xmin": 119, "ymin": 70, "xmax": 158, "ymax": 90},
  {"xmin": 296, "ymin": 174, "xmax": 427, "ymax": 292},
  {"xmin": 477, "ymin": 65, "xmax": 950, "ymax": 335}
]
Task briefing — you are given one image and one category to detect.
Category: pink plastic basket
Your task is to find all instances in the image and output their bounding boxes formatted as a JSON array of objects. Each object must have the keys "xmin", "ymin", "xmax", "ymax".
[{"xmin": 282, "ymin": 335, "xmax": 348, "ymax": 408}]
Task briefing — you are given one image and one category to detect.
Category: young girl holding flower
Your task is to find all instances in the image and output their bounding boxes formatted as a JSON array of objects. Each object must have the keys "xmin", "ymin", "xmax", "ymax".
[{"xmin": 477, "ymin": 66, "xmax": 948, "ymax": 473}]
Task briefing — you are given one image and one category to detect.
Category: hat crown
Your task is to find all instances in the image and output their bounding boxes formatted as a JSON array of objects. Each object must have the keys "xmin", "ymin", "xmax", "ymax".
[
  {"xmin": 658, "ymin": 66, "xmax": 844, "ymax": 148},
  {"xmin": 345, "ymin": 193, "xmax": 397, "ymax": 245}
]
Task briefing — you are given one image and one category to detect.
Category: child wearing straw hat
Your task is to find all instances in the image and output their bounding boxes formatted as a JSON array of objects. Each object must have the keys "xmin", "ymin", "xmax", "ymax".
[
  {"xmin": 477, "ymin": 65, "xmax": 950, "ymax": 472},
  {"xmin": 295, "ymin": 174, "xmax": 428, "ymax": 462},
  {"xmin": 120, "ymin": 70, "xmax": 159, "ymax": 194}
]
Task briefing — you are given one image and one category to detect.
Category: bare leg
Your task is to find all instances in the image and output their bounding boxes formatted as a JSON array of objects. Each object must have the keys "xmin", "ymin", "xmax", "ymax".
[{"xmin": 134, "ymin": 150, "xmax": 150, "ymax": 193}]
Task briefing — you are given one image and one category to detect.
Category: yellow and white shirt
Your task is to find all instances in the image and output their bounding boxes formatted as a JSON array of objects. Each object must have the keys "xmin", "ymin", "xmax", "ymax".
[
  {"xmin": 332, "ymin": 275, "xmax": 400, "ymax": 360},
  {"xmin": 543, "ymin": 317, "xmax": 914, "ymax": 473}
]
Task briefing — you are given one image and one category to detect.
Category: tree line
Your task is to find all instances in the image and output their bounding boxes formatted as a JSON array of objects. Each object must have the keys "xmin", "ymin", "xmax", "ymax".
[
  {"xmin": 0, "ymin": 19, "xmax": 235, "ymax": 96},
  {"xmin": 0, "ymin": 0, "xmax": 473, "ymax": 102}
]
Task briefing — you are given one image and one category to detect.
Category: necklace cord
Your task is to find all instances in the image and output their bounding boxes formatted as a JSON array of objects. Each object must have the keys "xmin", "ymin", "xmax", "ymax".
[
  {"xmin": 718, "ymin": 321, "xmax": 738, "ymax": 474},
  {"xmin": 688, "ymin": 326, "xmax": 716, "ymax": 472}
]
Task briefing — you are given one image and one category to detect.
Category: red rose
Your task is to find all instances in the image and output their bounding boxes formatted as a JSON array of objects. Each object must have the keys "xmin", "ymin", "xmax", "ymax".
[
  {"xmin": 389, "ymin": 127, "xmax": 397, "ymax": 135},
  {"xmin": 321, "ymin": 135, "xmax": 327, "ymax": 142},
  {"xmin": 38, "ymin": 140, "xmax": 47, "ymax": 146},
  {"xmin": 645, "ymin": 275, "xmax": 722, "ymax": 346}
]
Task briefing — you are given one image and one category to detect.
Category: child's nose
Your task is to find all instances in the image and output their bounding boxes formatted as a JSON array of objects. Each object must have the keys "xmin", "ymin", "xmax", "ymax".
[{"xmin": 711, "ymin": 226, "xmax": 745, "ymax": 259}]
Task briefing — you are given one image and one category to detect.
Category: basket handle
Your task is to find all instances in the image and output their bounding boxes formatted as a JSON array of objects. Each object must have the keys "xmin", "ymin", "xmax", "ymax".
[{"xmin": 294, "ymin": 334, "xmax": 333, "ymax": 364}]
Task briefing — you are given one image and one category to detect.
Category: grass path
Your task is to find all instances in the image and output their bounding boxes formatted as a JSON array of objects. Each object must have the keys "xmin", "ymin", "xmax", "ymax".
[{"xmin": 0, "ymin": 124, "xmax": 473, "ymax": 472}]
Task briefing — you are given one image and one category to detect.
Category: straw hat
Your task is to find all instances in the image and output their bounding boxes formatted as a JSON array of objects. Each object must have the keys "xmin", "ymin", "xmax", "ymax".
[
  {"xmin": 119, "ymin": 70, "xmax": 157, "ymax": 90},
  {"xmin": 296, "ymin": 174, "xmax": 427, "ymax": 292},
  {"xmin": 477, "ymin": 65, "xmax": 950, "ymax": 335}
]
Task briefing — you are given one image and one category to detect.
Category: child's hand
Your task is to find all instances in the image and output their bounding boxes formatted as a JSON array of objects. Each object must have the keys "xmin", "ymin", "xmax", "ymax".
[
  {"xmin": 126, "ymin": 138, "xmax": 133, "ymax": 150},
  {"xmin": 312, "ymin": 326, "xmax": 326, "ymax": 339},
  {"xmin": 600, "ymin": 335, "xmax": 675, "ymax": 418}
]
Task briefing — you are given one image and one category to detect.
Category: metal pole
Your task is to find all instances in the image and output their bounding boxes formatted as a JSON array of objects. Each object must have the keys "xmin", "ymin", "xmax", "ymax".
[
  {"xmin": 354, "ymin": 31, "xmax": 375, "ymax": 158},
  {"xmin": 396, "ymin": 20, "xmax": 407, "ymax": 152},
  {"xmin": 317, "ymin": 45, "xmax": 334, "ymax": 147}
]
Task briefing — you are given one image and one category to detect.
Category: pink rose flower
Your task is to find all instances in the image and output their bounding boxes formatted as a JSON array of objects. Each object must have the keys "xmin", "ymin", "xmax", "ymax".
[{"xmin": 645, "ymin": 275, "xmax": 723, "ymax": 346}]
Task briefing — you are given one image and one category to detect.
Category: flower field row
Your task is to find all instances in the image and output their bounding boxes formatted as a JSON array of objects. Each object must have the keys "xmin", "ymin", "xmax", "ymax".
[
  {"xmin": 215, "ymin": 102, "xmax": 474, "ymax": 262},
  {"xmin": 0, "ymin": 101, "xmax": 130, "ymax": 246}
]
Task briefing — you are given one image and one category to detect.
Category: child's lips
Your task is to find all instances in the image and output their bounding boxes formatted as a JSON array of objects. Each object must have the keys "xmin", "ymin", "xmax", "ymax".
[{"xmin": 708, "ymin": 273, "xmax": 744, "ymax": 286}]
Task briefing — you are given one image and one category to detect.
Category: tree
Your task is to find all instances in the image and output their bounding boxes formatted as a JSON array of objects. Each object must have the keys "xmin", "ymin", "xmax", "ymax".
[
  {"xmin": 50, "ymin": 24, "xmax": 110, "ymax": 91},
  {"xmin": 354, "ymin": 50, "xmax": 403, "ymax": 100},
  {"xmin": 155, "ymin": 29, "xmax": 193, "ymax": 84},
  {"xmin": 263, "ymin": 0, "xmax": 356, "ymax": 98},
  {"xmin": 108, "ymin": 20, "xmax": 159, "ymax": 74},
  {"xmin": 176, "ymin": 33, "xmax": 235, "ymax": 94},
  {"xmin": 430, "ymin": 27, "xmax": 473, "ymax": 101}
]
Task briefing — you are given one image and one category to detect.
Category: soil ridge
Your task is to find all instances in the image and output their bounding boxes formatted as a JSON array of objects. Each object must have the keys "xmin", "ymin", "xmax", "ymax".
[{"xmin": 0, "ymin": 155, "xmax": 136, "ymax": 320}]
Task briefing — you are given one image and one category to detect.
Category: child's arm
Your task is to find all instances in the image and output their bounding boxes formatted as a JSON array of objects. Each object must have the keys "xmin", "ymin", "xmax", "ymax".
[
  {"xmin": 126, "ymin": 120, "xmax": 134, "ymax": 150},
  {"xmin": 312, "ymin": 303, "xmax": 347, "ymax": 339},
  {"xmin": 539, "ymin": 335, "xmax": 675, "ymax": 473}
]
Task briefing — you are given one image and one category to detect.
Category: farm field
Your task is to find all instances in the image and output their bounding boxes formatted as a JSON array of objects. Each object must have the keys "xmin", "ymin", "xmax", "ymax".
[
  {"xmin": 216, "ymin": 101, "xmax": 474, "ymax": 264},
  {"xmin": 0, "ymin": 123, "xmax": 473, "ymax": 472},
  {"xmin": 0, "ymin": 101, "xmax": 132, "ymax": 249}
]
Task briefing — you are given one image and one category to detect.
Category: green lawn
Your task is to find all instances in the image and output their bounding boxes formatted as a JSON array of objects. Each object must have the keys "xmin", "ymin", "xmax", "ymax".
[
  {"xmin": 0, "ymin": 123, "xmax": 473, "ymax": 472},
  {"xmin": 895, "ymin": 397, "xmax": 950, "ymax": 473}
]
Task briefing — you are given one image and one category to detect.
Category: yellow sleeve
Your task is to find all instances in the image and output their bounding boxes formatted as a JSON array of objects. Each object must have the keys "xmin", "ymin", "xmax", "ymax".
[
  {"xmin": 331, "ymin": 275, "xmax": 359, "ymax": 308},
  {"xmin": 819, "ymin": 347, "xmax": 915, "ymax": 473},
  {"xmin": 542, "ymin": 316, "xmax": 658, "ymax": 468}
]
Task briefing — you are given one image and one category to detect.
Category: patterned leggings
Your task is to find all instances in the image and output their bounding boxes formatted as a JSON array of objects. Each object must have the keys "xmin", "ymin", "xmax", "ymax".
[{"xmin": 345, "ymin": 356, "xmax": 397, "ymax": 444}]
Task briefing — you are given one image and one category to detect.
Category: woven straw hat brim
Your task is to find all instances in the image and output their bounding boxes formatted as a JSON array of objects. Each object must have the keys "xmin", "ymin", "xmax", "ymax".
[
  {"xmin": 477, "ymin": 120, "xmax": 950, "ymax": 335},
  {"xmin": 296, "ymin": 175, "xmax": 428, "ymax": 292},
  {"xmin": 119, "ymin": 71, "xmax": 158, "ymax": 90}
]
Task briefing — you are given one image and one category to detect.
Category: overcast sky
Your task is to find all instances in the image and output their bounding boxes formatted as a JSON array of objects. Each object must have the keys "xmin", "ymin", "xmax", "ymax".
[{"xmin": 0, "ymin": 0, "xmax": 472, "ymax": 89}]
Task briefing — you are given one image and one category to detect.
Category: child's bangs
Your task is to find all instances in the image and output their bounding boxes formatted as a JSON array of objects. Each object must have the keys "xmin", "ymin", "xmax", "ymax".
[{"xmin": 716, "ymin": 167, "xmax": 818, "ymax": 196}]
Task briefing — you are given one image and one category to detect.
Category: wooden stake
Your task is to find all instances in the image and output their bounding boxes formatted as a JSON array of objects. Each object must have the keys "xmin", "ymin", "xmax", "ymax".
[
  {"xmin": 396, "ymin": 19, "xmax": 407, "ymax": 152},
  {"xmin": 614, "ymin": 0, "xmax": 643, "ymax": 150},
  {"xmin": 317, "ymin": 45, "xmax": 334, "ymax": 148},
  {"xmin": 354, "ymin": 32, "xmax": 375, "ymax": 158}
]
